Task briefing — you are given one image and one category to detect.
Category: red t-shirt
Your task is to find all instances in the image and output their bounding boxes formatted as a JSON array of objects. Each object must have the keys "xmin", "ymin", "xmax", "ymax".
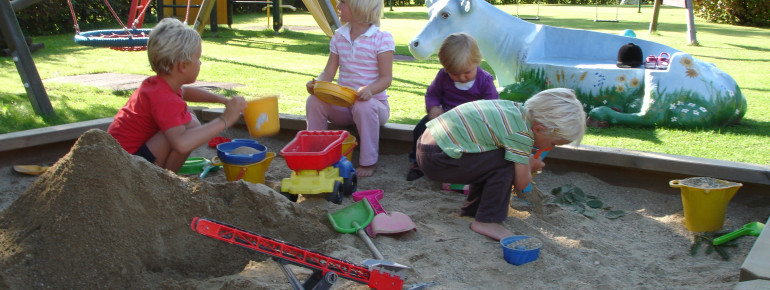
[{"xmin": 108, "ymin": 76, "xmax": 192, "ymax": 154}]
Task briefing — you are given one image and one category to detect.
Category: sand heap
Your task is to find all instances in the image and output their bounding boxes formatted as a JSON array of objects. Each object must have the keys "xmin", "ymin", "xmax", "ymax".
[{"xmin": 0, "ymin": 129, "xmax": 336, "ymax": 289}]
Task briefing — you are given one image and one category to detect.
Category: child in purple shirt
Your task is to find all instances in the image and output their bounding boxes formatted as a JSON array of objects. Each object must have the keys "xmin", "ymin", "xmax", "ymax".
[{"xmin": 407, "ymin": 33, "xmax": 499, "ymax": 181}]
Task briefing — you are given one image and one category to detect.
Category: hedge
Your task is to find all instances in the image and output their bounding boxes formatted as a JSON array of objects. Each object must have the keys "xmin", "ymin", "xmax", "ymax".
[{"xmin": 10, "ymin": 0, "xmax": 767, "ymax": 37}]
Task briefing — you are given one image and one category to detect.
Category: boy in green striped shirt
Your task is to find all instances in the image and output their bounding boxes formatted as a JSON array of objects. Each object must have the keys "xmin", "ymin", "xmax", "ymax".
[{"xmin": 416, "ymin": 88, "xmax": 586, "ymax": 240}]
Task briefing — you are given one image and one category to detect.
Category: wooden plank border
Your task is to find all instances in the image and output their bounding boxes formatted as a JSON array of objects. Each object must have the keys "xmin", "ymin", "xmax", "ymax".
[{"xmin": 2, "ymin": 109, "xmax": 769, "ymax": 187}]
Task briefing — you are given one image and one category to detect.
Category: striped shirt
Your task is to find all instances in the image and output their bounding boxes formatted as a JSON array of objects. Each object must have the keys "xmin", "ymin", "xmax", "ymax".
[
  {"xmin": 330, "ymin": 24, "xmax": 395, "ymax": 101},
  {"xmin": 426, "ymin": 100, "xmax": 534, "ymax": 164}
]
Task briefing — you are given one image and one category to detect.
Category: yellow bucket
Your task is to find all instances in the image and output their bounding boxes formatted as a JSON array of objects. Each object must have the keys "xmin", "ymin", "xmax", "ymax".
[
  {"xmin": 243, "ymin": 96, "xmax": 280, "ymax": 137},
  {"xmin": 670, "ymin": 177, "xmax": 742, "ymax": 232},
  {"xmin": 213, "ymin": 152, "xmax": 275, "ymax": 184},
  {"xmin": 341, "ymin": 133, "xmax": 357, "ymax": 161}
]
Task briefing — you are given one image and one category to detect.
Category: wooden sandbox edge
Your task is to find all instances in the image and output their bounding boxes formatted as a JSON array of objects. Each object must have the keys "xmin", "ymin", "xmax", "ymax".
[{"xmin": 2, "ymin": 108, "xmax": 769, "ymax": 188}]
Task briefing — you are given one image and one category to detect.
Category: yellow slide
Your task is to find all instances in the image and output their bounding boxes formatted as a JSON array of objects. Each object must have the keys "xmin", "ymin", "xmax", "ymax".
[
  {"xmin": 301, "ymin": 0, "xmax": 341, "ymax": 38},
  {"xmin": 193, "ymin": 0, "xmax": 339, "ymax": 37},
  {"xmin": 193, "ymin": 0, "xmax": 218, "ymax": 35}
]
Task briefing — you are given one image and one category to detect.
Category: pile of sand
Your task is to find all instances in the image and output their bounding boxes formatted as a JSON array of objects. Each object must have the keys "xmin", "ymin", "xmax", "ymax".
[{"xmin": 0, "ymin": 129, "xmax": 335, "ymax": 288}]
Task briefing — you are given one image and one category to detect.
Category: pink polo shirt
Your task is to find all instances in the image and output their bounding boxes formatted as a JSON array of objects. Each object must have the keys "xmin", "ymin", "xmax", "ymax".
[{"xmin": 330, "ymin": 24, "xmax": 395, "ymax": 101}]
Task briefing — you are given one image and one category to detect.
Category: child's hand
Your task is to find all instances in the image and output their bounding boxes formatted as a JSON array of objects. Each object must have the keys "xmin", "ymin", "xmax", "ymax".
[
  {"xmin": 306, "ymin": 79, "xmax": 316, "ymax": 95},
  {"xmin": 428, "ymin": 106, "xmax": 444, "ymax": 119},
  {"xmin": 529, "ymin": 155, "xmax": 545, "ymax": 174},
  {"xmin": 222, "ymin": 96, "xmax": 247, "ymax": 127},
  {"xmin": 357, "ymin": 87, "xmax": 373, "ymax": 101}
]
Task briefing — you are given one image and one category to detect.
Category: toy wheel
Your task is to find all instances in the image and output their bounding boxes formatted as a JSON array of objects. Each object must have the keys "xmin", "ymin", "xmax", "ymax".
[
  {"xmin": 281, "ymin": 191, "xmax": 298, "ymax": 202},
  {"xmin": 343, "ymin": 174, "xmax": 358, "ymax": 196},
  {"xmin": 326, "ymin": 181, "xmax": 343, "ymax": 204}
]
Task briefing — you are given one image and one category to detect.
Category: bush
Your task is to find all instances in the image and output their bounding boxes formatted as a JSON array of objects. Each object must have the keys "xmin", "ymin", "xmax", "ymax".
[
  {"xmin": 14, "ymin": 0, "xmax": 140, "ymax": 36},
  {"xmin": 694, "ymin": 0, "xmax": 770, "ymax": 27}
]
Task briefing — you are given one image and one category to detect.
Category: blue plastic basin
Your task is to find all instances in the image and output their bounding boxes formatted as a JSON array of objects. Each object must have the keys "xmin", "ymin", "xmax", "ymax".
[{"xmin": 216, "ymin": 140, "xmax": 267, "ymax": 165}]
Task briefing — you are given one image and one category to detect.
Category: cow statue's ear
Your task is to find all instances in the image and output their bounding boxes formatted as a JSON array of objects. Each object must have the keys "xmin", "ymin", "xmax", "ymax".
[
  {"xmin": 426, "ymin": 0, "xmax": 435, "ymax": 8},
  {"xmin": 460, "ymin": 0, "xmax": 472, "ymax": 13}
]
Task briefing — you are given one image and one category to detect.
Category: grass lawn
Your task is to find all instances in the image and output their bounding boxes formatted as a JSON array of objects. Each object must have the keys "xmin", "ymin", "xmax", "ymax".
[{"xmin": 1, "ymin": 4, "xmax": 769, "ymax": 165}]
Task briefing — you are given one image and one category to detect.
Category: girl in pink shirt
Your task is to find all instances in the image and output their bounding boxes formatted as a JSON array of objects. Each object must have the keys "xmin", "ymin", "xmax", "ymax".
[{"xmin": 305, "ymin": 0, "xmax": 395, "ymax": 177}]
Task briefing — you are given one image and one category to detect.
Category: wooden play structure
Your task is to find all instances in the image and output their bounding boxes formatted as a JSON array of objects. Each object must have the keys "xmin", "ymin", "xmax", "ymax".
[
  {"xmin": 649, "ymin": 0, "xmax": 698, "ymax": 45},
  {"xmin": 1, "ymin": 0, "xmax": 340, "ymax": 119},
  {"xmin": 0, "ymin": 0, "xmax": 53, "ymax": 116}
]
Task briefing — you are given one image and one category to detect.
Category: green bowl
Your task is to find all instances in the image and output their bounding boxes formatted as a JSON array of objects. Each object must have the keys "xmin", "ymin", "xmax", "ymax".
[{"xmin": 179, "ymin": 157, "xmax": 209, "ymax": 175}]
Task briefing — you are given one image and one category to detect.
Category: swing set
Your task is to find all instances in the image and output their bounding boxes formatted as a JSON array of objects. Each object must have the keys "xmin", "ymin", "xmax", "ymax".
[
  {"xmin": 594, "ymin": 0, "xmax": 621, "ymax": 22},
  {"xmin": 67, "ymin": 0, "xmax": 195, "ymax": 51}
]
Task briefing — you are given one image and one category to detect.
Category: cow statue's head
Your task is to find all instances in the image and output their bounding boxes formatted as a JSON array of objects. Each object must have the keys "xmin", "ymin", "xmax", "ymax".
[{"xmin": 409, "ymin": 0, "xmax": 476, "ymax": 60}]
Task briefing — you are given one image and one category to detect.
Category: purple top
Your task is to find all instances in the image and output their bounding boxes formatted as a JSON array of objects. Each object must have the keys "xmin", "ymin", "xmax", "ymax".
[{"xmin": 424, "ymin": 66, "xmax": 499, "ymax": 112}]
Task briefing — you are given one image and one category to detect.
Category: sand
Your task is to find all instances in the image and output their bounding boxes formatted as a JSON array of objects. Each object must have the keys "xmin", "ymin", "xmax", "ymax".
[{"xmin": 1, "ymin": 127, "xmax": 768, "ymax": 289}]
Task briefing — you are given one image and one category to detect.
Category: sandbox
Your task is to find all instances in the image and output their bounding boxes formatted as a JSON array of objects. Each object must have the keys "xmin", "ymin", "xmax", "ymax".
[{"xmin": 0, "ymin": 111, "xmax": 768, "ymax": 289}]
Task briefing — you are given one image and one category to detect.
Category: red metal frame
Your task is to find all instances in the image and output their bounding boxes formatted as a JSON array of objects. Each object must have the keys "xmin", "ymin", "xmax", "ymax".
[
  {"xmin": 190, "ymin": 217, "xmax": 403, "ymax": 289},
  {"xmin": 128, "ymin": 0, "xmax": 151, "ymax": 28}
]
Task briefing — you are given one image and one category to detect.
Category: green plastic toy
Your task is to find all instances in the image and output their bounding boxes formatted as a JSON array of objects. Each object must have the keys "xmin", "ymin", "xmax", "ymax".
[{"xmin": 713, "ymin": 222, "xmax": 764, "ymax": 245}]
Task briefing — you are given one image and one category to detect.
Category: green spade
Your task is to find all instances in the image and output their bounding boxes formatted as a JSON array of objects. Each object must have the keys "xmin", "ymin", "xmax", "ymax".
[{"xmin": 713, "ymin": 222, "xmax": 764, "ymax": 245}]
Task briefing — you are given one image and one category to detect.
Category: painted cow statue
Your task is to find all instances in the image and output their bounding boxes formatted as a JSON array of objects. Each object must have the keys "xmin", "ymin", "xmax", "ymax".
[{"xmin": 408, "ymin": 0, "xmax": 746, "ymax": 128}]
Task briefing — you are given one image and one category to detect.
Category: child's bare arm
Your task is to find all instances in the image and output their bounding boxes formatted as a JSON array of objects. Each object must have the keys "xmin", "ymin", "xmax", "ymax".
[
  {"xmin": 163, "ymin": 96, "xmax": 246, "ymax": 153},
  {"xmin": 513, "ymin": 162, "xmax": 533, "ymax": 190},
  {"xmin": 427, "ymin": 106, "xmax": 444, "ymax": 119},
  {"xmin": 307, "ymin": 53, "xmax": 340, "ymax": 95},
  {"xmin": 181, "ymin": 86, "xmax": 228, "ymax": 104},
  {"xmin": 357, "ymin": 51, "xmax": 393, "ymax": 101}
]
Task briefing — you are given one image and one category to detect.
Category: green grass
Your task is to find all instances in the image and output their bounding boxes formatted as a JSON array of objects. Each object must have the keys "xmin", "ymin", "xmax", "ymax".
[{"xmin": 1, "ymin": 5, "xmax": 769, "ymax": 165}]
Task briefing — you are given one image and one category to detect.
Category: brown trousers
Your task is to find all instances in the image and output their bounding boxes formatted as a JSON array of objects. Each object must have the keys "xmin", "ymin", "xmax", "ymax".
[{"xmin": 416, "ymin": 142, "xmax": 516, "ymax": 223}]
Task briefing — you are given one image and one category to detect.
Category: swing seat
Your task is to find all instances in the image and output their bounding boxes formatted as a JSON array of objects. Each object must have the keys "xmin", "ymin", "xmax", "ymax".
[
  {"xmin": 68, "ymin": 0, "xmax": 155, "ymax": 51},
  {"xmin": 74, "ymin": 29, "xmax": 152, "ymax": 50}
]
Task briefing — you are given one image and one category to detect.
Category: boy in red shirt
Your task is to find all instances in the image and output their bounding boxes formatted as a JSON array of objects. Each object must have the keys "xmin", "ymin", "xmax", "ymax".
[{"xmin": 108, "ymin": 18, "xmax": 246, "ymax": 173}]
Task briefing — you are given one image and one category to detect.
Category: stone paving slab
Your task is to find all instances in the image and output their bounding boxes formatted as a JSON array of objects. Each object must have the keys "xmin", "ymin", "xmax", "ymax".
[{"xmin": 44, "ymin": 73, "xmax": 243, "ymax": 91}]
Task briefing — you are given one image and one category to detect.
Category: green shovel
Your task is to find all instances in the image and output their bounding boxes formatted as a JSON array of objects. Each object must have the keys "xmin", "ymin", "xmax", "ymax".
[{"xmin": 713, "ymin": 222, "xmax": 764, "ymax": 245}]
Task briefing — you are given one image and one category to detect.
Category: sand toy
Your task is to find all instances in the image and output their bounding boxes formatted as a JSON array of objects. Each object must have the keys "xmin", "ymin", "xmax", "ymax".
[
  {"xmin": 191, "ymin": 217, "xmax": 408, "ymax": 289},
  {"xmin": 501, "ymin": 235, "xmax": 542, "ymax": 266},
  {"xmin": 13, "ymin": 164, "xmax": 50, "ymax": 176},
  {"xmin": 328, "ymin": 199, "xmax": 384, "ymax": 259},
  {"xmin": 670, "ymin": 177, "xmax": 742, "ymax": 232},
  {"xmin": 280, "ymin": 130, "xmax": 357, "ymax": 204},
  {"xmin": 243, "ymin": 96, "xmax": 280, "ymax": 137},
  {"xmin": 713, "ymin": 222, "xmax": 765, "ymax": 245},
  {"xmin": 216, "ymin": 139, "xmax": 267, "ymax": 165},
  {"xmin": 352, "ymin": 189, "xmax": 416, "ymax": 237},
  {"xmin": 212, "ymin": 152, "xmax": 275, "ymax": 184},
  {"xmin": 198, "ymin": 160, "xmax": 221, "ymax": 179},
  {"xmin": 314, "ymin": 81, "xmax": 357, "ymax": 107},
  {"xmin": 179, "ymin": 157, "xmax": 209, "ymax": 175}
]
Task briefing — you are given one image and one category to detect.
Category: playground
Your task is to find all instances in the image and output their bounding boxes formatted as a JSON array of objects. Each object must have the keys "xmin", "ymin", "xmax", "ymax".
[
  {"xmin": 2, "ymin": 4, "xmax": 769, "ymax": 164},
  {"xmin": 1, "ymin": 0, "xmax": 769, "ymax": 288}
]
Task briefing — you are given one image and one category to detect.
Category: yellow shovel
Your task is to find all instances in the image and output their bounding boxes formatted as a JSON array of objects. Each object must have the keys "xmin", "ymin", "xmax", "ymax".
[{"xmin": 13, "ymin": 165, "xmax": 51, "ymax": 176}]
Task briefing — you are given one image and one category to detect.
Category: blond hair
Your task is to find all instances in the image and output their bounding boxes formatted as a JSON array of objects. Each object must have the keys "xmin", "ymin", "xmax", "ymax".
[
  {"xmin": 524, "ymin": 88, "xmax": 586, "ymax": 145},
  {"xmin": 347, "ymin": 0, "xmax": 383, "ymax": 26},
  {"xmin": 437, "ymin": 33, "xmax": 482, "ymax": 75},
  {"xmin": 147, "ymin": 18, "xmax": 201, "ymax": 75}
]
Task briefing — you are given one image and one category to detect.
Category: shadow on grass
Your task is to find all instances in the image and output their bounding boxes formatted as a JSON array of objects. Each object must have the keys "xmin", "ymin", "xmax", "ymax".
[
  {"xmin": 583, "ymin": 118, "xmax": 770, "ymax": 143},
  {"xmin": 383, "ymin": 11, "xmax": 432, "ymax": 21},
  {"xmin": 587, "ymin": 126, "xmax": 662, "ymax": 143},
  {"xmin": 727, "ymin": 43, "xmax": 770, "ymax": 53},
  {"xmin": 203, "ymin": 28, "xmax": 331, "ymax": 56},
  {"xmin": 0, "ymin": 92, "xmax": 117, "ymax": 133}
]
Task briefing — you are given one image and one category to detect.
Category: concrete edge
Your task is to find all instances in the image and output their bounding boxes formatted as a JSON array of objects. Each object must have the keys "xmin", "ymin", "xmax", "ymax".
[
  {"xmin": 740, "ymin": 215, "xmax": 770, "ymax": 281},
  {"xmin": 2, "ymin": 109, "xmax": 769, "ymax": 187}
]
